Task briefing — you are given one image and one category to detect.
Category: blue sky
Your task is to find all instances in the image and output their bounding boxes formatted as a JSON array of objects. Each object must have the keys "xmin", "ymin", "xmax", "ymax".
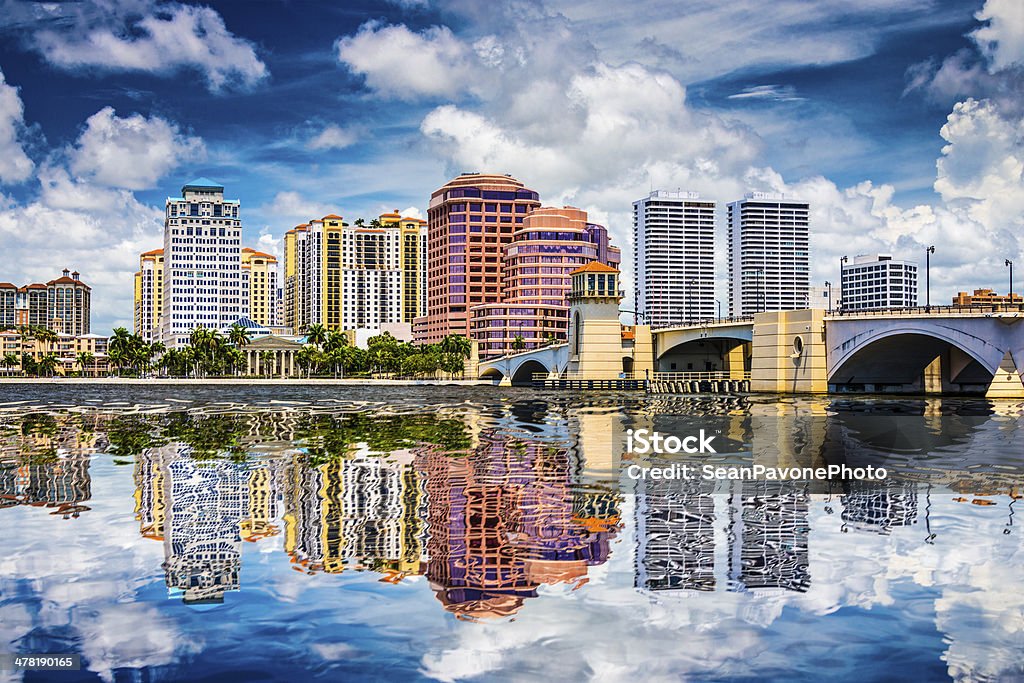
[{"xmin": 0, "ymin": 0, "xmax": 1021, "ymax": 333}]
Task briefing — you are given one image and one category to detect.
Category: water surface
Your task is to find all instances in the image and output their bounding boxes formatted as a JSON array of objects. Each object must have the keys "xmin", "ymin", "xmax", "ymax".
[{"xmin": 1, "ymin": 385, "xmax": 1021, "ymax": 682}]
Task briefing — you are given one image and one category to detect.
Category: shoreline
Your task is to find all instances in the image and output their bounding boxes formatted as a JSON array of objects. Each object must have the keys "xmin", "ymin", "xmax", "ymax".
[{"xmin": 0, "ymin": 377, "xmax": 494, "ymax": 386}]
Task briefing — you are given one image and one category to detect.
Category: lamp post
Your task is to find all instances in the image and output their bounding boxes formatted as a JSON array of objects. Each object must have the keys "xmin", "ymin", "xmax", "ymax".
[
  {"xmin": 839, "ymin": 256, "xmax": 848, "ymax": 313},
  {"xmin": 825, "ymin": 281, "xmax": 832, "ymax": 312},
  {"xmin": 925, "ymin": 245, "xmax": 935, "ymax": 310},
  {"xmin": 715, "ymin": 298, "xmax": 722, "ymax": 320},
  {"xmin": 1007, "ymin": 259, "xmax": 1014, "ymax": 308}
]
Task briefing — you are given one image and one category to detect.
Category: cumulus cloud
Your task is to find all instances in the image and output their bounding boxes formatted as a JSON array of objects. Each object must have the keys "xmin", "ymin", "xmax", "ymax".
[
  {"xmin": 935, "ymin": 98, "xmax": 1024, "ymax": 231},
  {"xmin": 971, "ymin": 0, "xmax": 1024, "ymax": 72},
  {"xmin": 18, "ymin": 0, "xmax": 267, "ymax": 92},
  {"xmin": 0, "ymin": 69, "xmax": 34, "ymax": 184},
  {"xmin": 336, "ymin": 22, "xmax": 479, "ymax": 100},
  {"xmin": 255, "ymin": 190, "xmax": 337, "ymax": 227},
  {"xmin": 307, "ymin": 124, "xmax": 359, "ymax": 151},
  {"xmin": 0, "ymin": 102, "xmax": 203, "ymax": 332},
  {"xmin": 68, "ymin": 107, "xmax": 204, "ymax": 190}
]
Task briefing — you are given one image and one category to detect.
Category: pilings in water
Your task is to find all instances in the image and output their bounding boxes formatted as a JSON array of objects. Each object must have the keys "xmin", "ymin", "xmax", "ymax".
[{"xmin": 647, "ymin": 379, "xmax": 750, "ymax": 394}]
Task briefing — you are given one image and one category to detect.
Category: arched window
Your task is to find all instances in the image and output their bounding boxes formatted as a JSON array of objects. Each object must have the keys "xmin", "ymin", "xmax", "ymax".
[{"xmin": 573, "ymin": 311, "xmax": 582, "ymax": 357}]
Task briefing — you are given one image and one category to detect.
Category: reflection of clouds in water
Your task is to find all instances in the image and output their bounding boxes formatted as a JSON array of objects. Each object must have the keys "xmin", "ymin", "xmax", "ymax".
[
  {"xmin": 0, "ymin": 461, "xmax": 196, "ymax": 682},
  {"xmin": 420, "ymin": 495, "xmax": 1024, "ymax": 682}
]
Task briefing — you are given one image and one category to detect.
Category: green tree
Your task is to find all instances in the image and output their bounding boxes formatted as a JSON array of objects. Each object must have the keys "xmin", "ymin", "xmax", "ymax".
[
  {"xmin": 228, "ymin": 323, "xmax": 250, "ymax": 349},
  {"xmin": 2, "ymin": 353, "xmax": 18, "ymax": 376},
  {"xmin": 512, "ymin": 335, "xmax": 526, "ymax": 351},
  {"xmin": 37, "ymin": 353, "xmax": 59, "ymax": 377},
  {"xmin": 306, "ymin": 323, "xmax": 328, "ymax": 350},
  {"xmin": 259, "ymin": 350, "xmax": 275, "ymax": 377},
  {"xmin": 76, "ymin": 351, "xmax": 94, "ymax": 377}
]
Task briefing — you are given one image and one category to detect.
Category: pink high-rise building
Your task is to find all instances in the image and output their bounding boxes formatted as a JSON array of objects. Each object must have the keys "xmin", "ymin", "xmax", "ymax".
[
  {"xmin": 470, "ymin": 206, "xmax": 621, "ymax": 359},
  {"xmin": 415, "ymin": 173, "xmax": 541, "ymax": 345}
]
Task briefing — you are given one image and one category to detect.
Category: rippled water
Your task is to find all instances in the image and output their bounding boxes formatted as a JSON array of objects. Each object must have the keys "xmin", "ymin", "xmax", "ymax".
[{"xmin": 0, "ymin": 385, "xmax": 1021, "ymax": 682}]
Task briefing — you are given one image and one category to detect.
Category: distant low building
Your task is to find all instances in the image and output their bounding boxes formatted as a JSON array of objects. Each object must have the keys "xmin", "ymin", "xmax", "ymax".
[{"xmin": 952, "ymin": 288, "xmax": 1022, "ymax": 306}]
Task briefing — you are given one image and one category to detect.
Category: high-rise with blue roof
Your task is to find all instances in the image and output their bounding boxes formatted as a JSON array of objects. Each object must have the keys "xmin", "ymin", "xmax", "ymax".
[{"xmin": 159, "ymin": 178, "xmax": 243, "ymax": 348}]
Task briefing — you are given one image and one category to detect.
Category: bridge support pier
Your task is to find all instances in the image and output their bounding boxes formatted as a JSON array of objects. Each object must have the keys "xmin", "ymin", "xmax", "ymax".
[
  {"xmin": 986, "ymin": 351, "xmax": 1024, "ymax": 399},
  {"xmin": 750, "ymin": 309, "xmax": 828, "ymax": 394}
]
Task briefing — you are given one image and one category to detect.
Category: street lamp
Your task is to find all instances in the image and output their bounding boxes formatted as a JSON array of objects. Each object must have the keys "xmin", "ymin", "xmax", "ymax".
[
  {"xmin": 1007, "ymin": 259, "xmax": 1015, "ymax": 308},
  {"xmin": 715, "ymin": 298, "xmax": 722, "ymax": 320},
  {"xmin": 925, "ymin": 245, "xmax": 935, "ymax": 310},
  {"xmin": 825, "ymin": 281, "xmax": 832, "ymax": 312}
]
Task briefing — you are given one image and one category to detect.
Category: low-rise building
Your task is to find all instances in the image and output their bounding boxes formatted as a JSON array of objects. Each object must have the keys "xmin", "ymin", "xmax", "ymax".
[{"xmin": 952, "ymin": 288, "xmax": 1023, "ymax": 306}]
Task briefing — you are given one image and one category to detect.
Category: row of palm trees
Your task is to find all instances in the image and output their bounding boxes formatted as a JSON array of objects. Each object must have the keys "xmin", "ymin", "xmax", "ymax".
[
  {"xmin": 2, "ymin": 321, "xmax": 475, "ymax": 379},
  {"xmin": 1, "ymin": 325, "xmax": 76, "ymax": 377}
]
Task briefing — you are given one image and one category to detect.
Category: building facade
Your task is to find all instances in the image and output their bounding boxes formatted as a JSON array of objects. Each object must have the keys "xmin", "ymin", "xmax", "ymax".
[
  {"xmin": 840, "ymin": 254, "xmax": 918, "ymax": 311},
  {"xmin": 728, "ymin": 193, "xmax": 810, "ymax": 316},
  {"xmin": 134, "ymin": 249, "xmax": 164, "ymax": 343},
  {"xmin": 46, "ymin": 269, "xmax": 91, "ymax": 336},
  {"xmin": 241, "ymin": 248, "xmax": 279, "ymax": 328},
  {"xmin": 283, "ymin": 212, "xmax": 425, "ymax": 334},
  {"xmin": 633, "ymin": 190, "xmax": 716, "ymax": 327},
  {"xmin": 159, "ymin": 178, "xmax": 243, "ymax": 349},
  {"xmin": 416, "ymin": 173, "xmax": 541, "ymax": 345},
  {"xmin": 0, "ymin": 270, "xmax": 91, "ymax": 334},
  {"xmin": 470, "ymin": 206, "xmax": 621, "ymax": 358},
  {"xmin": 951, "ymin": 288, "xmax": 1023, "ymax": 306}
]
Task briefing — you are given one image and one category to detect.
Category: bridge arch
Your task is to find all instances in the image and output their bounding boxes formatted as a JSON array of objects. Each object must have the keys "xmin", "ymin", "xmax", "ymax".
[
  {"xmin": 656, "ymin": 328, "xmax": 752, "ymax": 374},
  {"xmin": 509, "ymin": 359, "xmax": 550, "ymax": 386},
  {"xmin": 828, "ymin": 327, "xmax": 997, "ymax": 392}
]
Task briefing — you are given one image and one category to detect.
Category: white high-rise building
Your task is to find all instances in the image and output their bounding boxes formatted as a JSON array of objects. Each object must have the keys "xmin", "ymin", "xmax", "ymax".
[
  {"xmin": 840, "ymin": 254, "xmax": 918, "ymax": 311},
  {"xmin": 633, "ymin": 190, "xmax": 716, "ymax": 327},
  {"xmin": 160, "ymin": 178, "xmax": 243, "ymax": 348},
  {"xmin": 728, "ymin": 193, "xmax": 810, "ymax": 316}
]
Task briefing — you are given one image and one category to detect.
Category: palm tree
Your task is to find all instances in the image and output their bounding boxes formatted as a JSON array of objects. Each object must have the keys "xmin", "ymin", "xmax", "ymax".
[
  {"xmin": 76, "ymin": 351, "xmax": 95, "ymax": 377},
  {"xmin": 512, "ymin": 335, "xmax": 526, "ymax": 351},
  {"xmin": 2, "ymin": 353, "xmax": 18, "ymax": 376},
  {"xmin": 108, "ymin": 327, "xmax": 133, "ymax": 376},
  {"xmin": 38, "ymin": 353, "xmax": 59, "ymax": 377},
  {"xmin": 306, "ymin": 323, "xmax": 328, "ymax": 349},
  {"xmin": 259, "ymin": 350, "xmax": 275, "ymax": 377},
  {"xmin": 228, "ymin": 323, "xmax": 250, "ymax": 349}
]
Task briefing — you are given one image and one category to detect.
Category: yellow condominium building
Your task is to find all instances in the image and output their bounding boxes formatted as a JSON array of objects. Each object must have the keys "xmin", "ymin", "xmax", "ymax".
[
  {"xmin": 241, "ymin": 248, "xmax": 279, "ymax": 327},
  {"xmin": 283, "ymin": 212, "xmax": 425, "ymax": 334},
  {"xmin": 134, "ymin": 249, "xmax": 165, "ymax": 343}
]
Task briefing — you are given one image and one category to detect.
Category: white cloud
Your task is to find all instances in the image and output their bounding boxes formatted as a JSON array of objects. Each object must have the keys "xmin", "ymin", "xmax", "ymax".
[
  {"xmin": 727, "ymin": 85, "xmax": 804, "ymax": 102},
  {"xmin": 28, "ymin": 1, "xmax": 268, "ymax": 92},
  {"xmin": 68, "ymin": 106, "xmax": 204, "ymax": 190},
  {"xmin": 971, "ymin": 0, "xmax": 1024, "ymax": 72},
  {"xmin": 255, "ymin": 190, "xmax": 336, "ymax": 227},
  {"xmin": 935, "ymin": 98, "xmax": 1024, "ymax": 232},
  {"xmin": 400, "ymin": 205, "xmax": 424, "ymax": 219},
  {"xmin": 308, "ymin": 124, "xmax": 358, "ymax": 151},
  {"xmin": 0, "ymin": 69, "xmax": 34, "ymax": 184},
  {"xmin": 336, "ymin": 22, "xmax": 478, "ymax": 100}
]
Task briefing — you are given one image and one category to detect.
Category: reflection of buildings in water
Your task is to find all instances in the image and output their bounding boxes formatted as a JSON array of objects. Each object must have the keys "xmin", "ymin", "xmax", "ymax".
[
  {"xmin": 636, "ymin": 478, "xmax": 810, "ymax": 595},
  {"xmin": 162, "ymin": 451, "xmax": 248, "ymax": 604},
  {"xmin": 282, "ymin": 453, "xmax": 425, "ymax": 577},
  {"xmin": 840, "ymin": 480, "xmax": 918, "ymax": 534},
  {"xmin": 416, "ymin": 433, "xmax": 620, "ymax": 620},
  {"xmin": 0, "ymin": 457, "xmax": 92, "ymax": 517},
  {"xmin": 133, "ymin": 446, "xmax": 285, "ymax": 604}
]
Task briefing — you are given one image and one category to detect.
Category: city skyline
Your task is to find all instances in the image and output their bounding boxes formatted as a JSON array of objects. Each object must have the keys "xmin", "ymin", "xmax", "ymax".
[{"xmin": 0, "ymin": 0, "xmax": 1021, "ymax": 334}]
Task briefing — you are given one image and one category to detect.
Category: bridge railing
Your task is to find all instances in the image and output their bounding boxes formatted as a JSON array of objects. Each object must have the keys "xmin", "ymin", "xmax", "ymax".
[
  {"xmin": 827, "ymin": 304, "xmax": 1023, "ymax": 317},
  {"xmin": 651, "ymin": 371, "xmax": 750, "ymax": 382},
  {"xmin": 651, "ymin": 316, "xmax": 755, "ymax": 330}
]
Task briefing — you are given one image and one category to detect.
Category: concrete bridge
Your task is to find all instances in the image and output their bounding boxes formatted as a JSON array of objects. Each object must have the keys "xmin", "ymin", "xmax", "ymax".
[
  {"xmin": 477, "ymin": 308, "xmax": 1024, "ymax": 397},
  {"xmin": 478, "ymin": 343, "xmax": 570, "ymax": 386}
]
